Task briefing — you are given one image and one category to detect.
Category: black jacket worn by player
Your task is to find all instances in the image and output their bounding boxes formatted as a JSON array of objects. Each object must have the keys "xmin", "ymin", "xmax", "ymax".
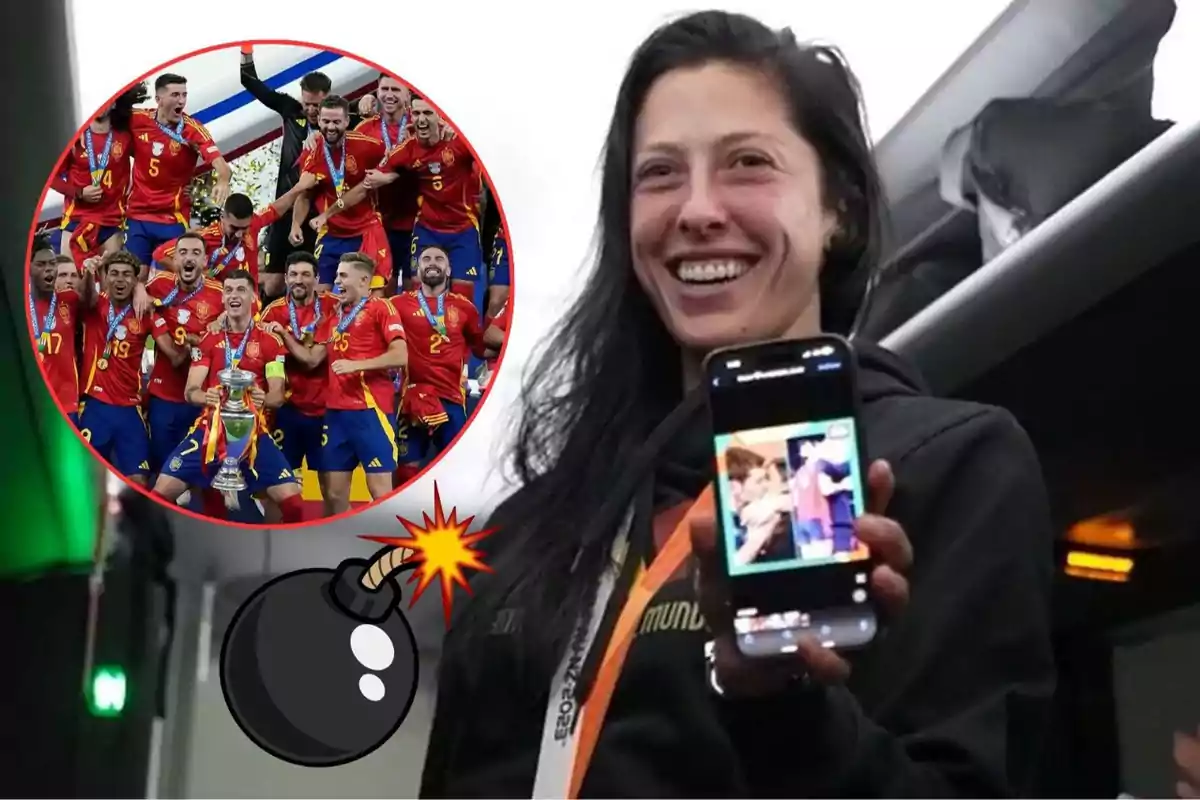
[
  {"xmin": 420, "ymin": 341, "xmax": 1057, "ymax": 798},
  {"xmin": 239, "ymin": 59, "xmax": 362, "ymax": 268}
]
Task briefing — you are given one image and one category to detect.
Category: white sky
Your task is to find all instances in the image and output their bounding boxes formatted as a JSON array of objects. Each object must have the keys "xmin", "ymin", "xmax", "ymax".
[{"xmin": 71, "ymin": 1, "xmax": 1011, "ymax": 535}]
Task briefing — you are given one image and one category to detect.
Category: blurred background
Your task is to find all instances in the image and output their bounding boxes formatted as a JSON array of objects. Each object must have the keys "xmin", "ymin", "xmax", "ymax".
[{"xmin": 2, "ymin": 0, "xmax": 1199, "ymax": 797}]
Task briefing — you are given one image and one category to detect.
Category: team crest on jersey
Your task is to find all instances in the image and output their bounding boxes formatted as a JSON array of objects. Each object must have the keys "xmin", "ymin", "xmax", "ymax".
[
  {"xmin": 246, "ymin": 341, "xmax": 261, "ymax": 359},
  {"xmin": 152, "ymin": 141, "xmax": 165, "ymax": 157},
  {"xmin": 442, "ymin": 147, "xmax": 455, "ymax": 165},
  {"xmin": 446, "ymin": 305, "xmax": 460, "ymax": 327},
  {"xmin": 177, "ymin": 309, "xmax": 192, "ymax": 324},
  {"xmin": 196, "ymin": 302, "xmax": 212, "ymax": 320},
  {"xmin": 169, "ymin": 456, "xmax": 183, "ymax": 471},
  {"xmin": 111, "ymin": 141, "xmax": 124, "ymax": 158},
  {"xmin": 346, "ymin": 155, "xmax": 359, "ymax": 174},
  {"xmin": 428, "ymin": 162, "xmax": 442, "ymax": 175},
  {"xmin": 58, "ymin": 304, "xmax": 71, "ymax": 321},
  {"xmin": 127, "ymin": 318, "xmax": 141, "ymax": 334},
  {"xmin": 169, "ymin": 141, "xmax": 182, "ymax": 155},
  {"xmin": 115, "ymin": 325, "xmax": 128, "ymax": 341}
]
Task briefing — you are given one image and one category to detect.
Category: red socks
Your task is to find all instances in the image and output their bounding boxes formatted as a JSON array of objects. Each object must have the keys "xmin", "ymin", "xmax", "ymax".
[
  {"xmin": 202, "ymin": 489, "xmax": 227, "ymax": 518},
  {"xmin": 394, "ymin": 464, "xmax": 422, "ymax": 487},
  {"xmin": 278, "ymin": 494, "xmax": 305, "ymax": 524}
]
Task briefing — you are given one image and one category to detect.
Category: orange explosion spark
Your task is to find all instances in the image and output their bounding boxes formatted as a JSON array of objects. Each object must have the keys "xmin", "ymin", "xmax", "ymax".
[{"xmin": 361, "ymin": 482, "xmax": 496, "ymax": 626}]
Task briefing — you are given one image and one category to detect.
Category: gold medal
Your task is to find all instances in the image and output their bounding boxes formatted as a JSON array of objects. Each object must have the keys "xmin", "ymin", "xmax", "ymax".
[
  {"xmin": 96, "ymin": 357, "xmax": 109, "ymax": 371},
  {"xmin": 303, "ymin": 331, "xmax": 314, "ymax": 346}
]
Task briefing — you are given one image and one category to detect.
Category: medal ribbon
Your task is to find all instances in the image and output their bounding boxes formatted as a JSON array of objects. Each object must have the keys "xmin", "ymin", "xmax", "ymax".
[
  {"xmin": 156, "ymin": 116, "xmax": 187, "ymax": 145},
  {"xmin": 159, "ymin": 279, "xmax": 205, "ymax": 308},
  {"xmin": 102, "ymin": 301, "xmax": 133, "ymax": 357},
  {"xmin": 381, "ymin": 113, "xmax": 406, "ymax": 153},
  {"xmin": 416, "ymin": 291, "xmax": 447, "ymax": 339},
  {"xmin": 323, "ymin": 137, "xmax": 347, "ymax": 196},
  {"xmin": 334, "ymin": 296, "xmax": 369, "ymax": 337},
  {"xmin": 288, "ymin": 296, "xmax": 322, "ymax": 341},
  {"xmin": 30, "ymin": 291, "xmax": 58, "ymax": 342},
  {"xmin": 85, "ymin": 129, "xmax": 114, "ymax": 187},
  {"xmin": 208, "ymin": 244, "xmax": 240, "ymax": 277},
  {"xmin": 224, "ymin": 325, "xmax": 252, "ymax": 370}
]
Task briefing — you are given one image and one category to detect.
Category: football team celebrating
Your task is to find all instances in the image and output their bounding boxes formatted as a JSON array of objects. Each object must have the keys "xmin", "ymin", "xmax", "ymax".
[{"xmin": 29, "ymin": 54, "xmax": 510, "ymax": 524}]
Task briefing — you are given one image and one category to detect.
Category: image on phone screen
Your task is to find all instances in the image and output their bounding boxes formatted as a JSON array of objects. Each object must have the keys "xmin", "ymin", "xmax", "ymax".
[
  {"xmin": 706, "ymin": 336, "xmax": 877, "ymax": 655},
  {"xmin": 715, "ymin": 418, "xmax": 868, "ymax": 577}
]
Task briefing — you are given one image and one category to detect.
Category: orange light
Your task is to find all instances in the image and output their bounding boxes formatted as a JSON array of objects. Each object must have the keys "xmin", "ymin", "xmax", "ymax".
[
  {"xmin": 1066, "ymin": 517, "xmax": 1136, "ymax": 549},
  {"xmin": 1063, "ymin": 550, "xmax": 1134, "ymax": 583},
  {"xmin": 1064, "ymin": 565, "xmax": 1130, "ymax": 584}
]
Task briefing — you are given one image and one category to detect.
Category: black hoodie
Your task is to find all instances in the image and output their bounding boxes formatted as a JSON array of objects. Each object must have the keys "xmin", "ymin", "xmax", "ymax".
[{"xmin": 420, "ymin": 341, "xmax": 1057, "ymax": 798}]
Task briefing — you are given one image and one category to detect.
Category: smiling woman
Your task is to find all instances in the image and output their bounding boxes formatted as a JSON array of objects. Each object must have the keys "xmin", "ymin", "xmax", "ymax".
[{"xmin": 421, "ymin": 10, "xmax": 1057, "ymax": 799}]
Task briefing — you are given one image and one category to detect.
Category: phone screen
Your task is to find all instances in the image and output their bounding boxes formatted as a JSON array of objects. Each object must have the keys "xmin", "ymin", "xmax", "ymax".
[{"xmin": 706, "ymin": 336, "xmax": 878, "ymax": 657}]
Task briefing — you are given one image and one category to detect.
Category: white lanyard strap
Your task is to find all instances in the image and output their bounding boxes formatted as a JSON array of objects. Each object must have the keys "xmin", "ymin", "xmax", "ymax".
[{"xmin": 532, "ymin": 510, "xmax": 633, "ymax": 799}]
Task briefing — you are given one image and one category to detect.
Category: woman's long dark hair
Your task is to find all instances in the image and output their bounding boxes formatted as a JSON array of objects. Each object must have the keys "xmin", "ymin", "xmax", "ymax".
[{"xmin": 456, "ymin": 10, "xmax": 884, "ymax": 686}]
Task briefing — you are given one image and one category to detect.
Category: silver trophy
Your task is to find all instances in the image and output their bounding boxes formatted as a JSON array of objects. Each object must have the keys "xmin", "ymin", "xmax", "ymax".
[{"xmin": 209, "ymin": 367, "xmax": 258, "ymax": 510}]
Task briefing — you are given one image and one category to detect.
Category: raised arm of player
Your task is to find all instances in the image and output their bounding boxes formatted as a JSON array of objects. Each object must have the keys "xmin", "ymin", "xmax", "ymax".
[
  {"xmin": 78, "ymin": 262, "xmax": 100, "ymax": 309},
  {"xmin": 152, "ymin": 238, "xmax": 181, "ymax": 272},
  {"xmin": 186, "ymin": 117, "xmax": 232, "ymax": 206},
  {"xmin": 288, "ymin": 172, "xmax": 319, "ymax": 244},
  {"xmin": 239, "ymin": 46, "xmax": 303, "ymax": 118}
]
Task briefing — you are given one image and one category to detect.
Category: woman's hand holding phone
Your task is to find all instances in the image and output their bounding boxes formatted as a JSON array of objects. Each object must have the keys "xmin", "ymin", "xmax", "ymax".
[{"xmin": 690, "ymin": 459, "xmax": 913, "ymax": 696}]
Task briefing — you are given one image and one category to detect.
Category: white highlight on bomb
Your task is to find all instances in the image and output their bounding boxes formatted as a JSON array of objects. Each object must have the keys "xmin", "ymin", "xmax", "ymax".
[
  {"xmin": 350, "ymin": 624, "xmax": 395, "ymax": 702},
  {"xmin": 358, "ymin": 674, "xmax": 386, "ymax": 702}
]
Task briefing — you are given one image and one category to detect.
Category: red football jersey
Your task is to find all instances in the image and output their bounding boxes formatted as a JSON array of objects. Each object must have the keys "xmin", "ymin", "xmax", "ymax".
[
  {"xmin": 471, "ymin": 160, "xmax": 484, "ymax": 213},
  {"xmin": 382, "ymin": 136, "xmax": 477, "ymax": 234},
  {"xmin": 146, "ymin": 273, "xmax": 225, "ymax": 403},
  {"xmin": 315, "ymin": 297, "xmax": 406, "ymax": 414},
  {"xmin": 152, "ymin": 206, "xmax": 277, "ymax": 285},
  {"xmin": 126, "ymin": 110, "xmax": 222, "ymax": 224},
  {"xmin": 56, "ymin": 129, "xmax": 133, "ymax": 228},
  {"xmin": 301, "ymin": 132, "xmax": 388, "ymax": 238},
  {"xmin": 259, "ymin": 293, "xmax": 340, "ymax": 416},
  {"xmin": 31, "ymin": 289, "xmax": 83, "ymax": 412},
  {"xmin": 355, "ymin": 116, "xmax": 421, "ymax": 232},
  {"xmin": 82, "ymin": 294, "xmax": 155, "ymax": 407},
  {"xmin": 394, "ymin": 290, "xmax": 486, "ymax": 405},
  {"xmin": 486, "ymin": 298, "xmax": 509, "ymax": 372},
  {"xmin": 189, "ymin": 324, "xmax": 287, "ymax": 432}
]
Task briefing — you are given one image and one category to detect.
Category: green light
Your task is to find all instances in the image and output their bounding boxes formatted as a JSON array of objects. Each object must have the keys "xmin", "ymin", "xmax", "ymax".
[
  {"xmin": 0, "ymin": 295, "xmax": 100, "ymax": 578},
  {"xmin": 88, "ymin": 666, "xmax": 127, "ymax": 717}
]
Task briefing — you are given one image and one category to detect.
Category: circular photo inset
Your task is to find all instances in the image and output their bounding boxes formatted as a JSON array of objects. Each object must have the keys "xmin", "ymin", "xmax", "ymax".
[{"xmin": 27, "ymin": 41, "xmax": 513, "ymax": 528}]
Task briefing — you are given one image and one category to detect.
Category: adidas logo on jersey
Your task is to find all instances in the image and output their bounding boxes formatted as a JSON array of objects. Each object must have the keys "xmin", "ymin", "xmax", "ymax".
[{"xmin": 367, "ymin": 458, "xmax": 383, "ymax": 468}]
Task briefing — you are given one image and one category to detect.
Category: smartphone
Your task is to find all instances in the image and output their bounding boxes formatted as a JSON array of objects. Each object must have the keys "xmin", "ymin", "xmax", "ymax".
[{"xmin": 704, "ymin": 334, "xmax": 878, "ymax": 658}]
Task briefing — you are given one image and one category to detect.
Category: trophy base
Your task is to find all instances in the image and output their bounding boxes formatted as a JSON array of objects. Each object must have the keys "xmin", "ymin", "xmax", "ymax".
[{"xmin": 211, "ymin": 473, "xmax": 248, "ymax": 512}]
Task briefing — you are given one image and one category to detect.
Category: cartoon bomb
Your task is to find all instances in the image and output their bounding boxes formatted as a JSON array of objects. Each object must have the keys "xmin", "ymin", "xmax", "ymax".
[{"xmin": 219, "ymin": 546, "xmax": 421, "ymax": 767}]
